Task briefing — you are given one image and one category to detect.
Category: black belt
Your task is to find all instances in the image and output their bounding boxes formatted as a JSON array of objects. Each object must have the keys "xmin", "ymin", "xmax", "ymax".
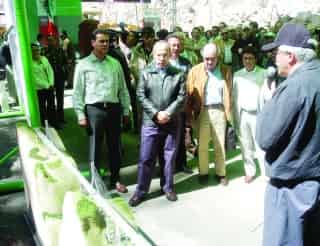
[
  {"xmin": 89, "ymin": 102, "xmax": 119, "ymax": 109},
  {"xmin": 204, "ymin": 104, "xmax": 223, "ymax": 109},
  {"xmin": 270, "ymin": 177, "xmax": 320, "ymax": 189}
]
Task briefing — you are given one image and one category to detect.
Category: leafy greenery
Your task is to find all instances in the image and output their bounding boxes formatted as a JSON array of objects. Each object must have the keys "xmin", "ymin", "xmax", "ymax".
[
  {"xmin": 76, "ymin": 195, "xmax": 106, "ymax": 234},
  {"xmin": 35, "ymin": 163, "xmax": 57, "ymax": 183},
  {"xmin": 29, "ymin": 147, "xmax": 48, "ymax": 161},
  {"xmin": 43, "ymin": 212, "xmax": 63, "ymax": 220}
]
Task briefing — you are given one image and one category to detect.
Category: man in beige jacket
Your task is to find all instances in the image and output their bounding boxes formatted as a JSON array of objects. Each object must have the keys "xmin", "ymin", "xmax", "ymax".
[{"xmin": 186, "ymin": 43, "xmax": 232, "ymax": 185}]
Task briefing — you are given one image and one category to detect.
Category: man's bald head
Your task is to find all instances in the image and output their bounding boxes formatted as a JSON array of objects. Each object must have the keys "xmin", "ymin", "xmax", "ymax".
[{"xmin": 201, "ymin": 43, "xmax": 219, "ymax": 71}]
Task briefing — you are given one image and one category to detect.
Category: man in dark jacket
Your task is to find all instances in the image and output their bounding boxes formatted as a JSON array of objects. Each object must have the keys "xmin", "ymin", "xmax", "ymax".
[
  {"xmin": 129, "ymin": 40, "xmax": 186, "ymax": 207},
  {"xmin": 256, "ymin": 23, "xmax": 320, "ymax": 246},
  {"xmin": 163, "ymin": 33, "xmax": 193, "ymax": 174},
  {"xmin": 45, "ymin": 35, "xmax": 67, "ymax": 126}
]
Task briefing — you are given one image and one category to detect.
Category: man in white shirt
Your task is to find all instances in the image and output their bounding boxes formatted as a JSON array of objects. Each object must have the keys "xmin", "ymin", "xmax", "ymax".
[
  {"xmin": 233, "ymin": 46, "xmax": 267, "ymax": 183},
  {"xmin": 73, "ymin": 29, "xmax": 130, "ymax": 193}
]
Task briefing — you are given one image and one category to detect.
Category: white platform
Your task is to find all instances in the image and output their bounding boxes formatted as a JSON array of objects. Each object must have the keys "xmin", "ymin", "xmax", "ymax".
[{"xmin": 121, "ymin": 156, "xmax": 266, "ymax": 246}]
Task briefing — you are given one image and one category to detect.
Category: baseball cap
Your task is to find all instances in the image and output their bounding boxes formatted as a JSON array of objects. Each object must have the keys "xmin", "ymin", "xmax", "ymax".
[{"xmin": 261, "ymin": 23, "xmax": 313, "ymax": 51}]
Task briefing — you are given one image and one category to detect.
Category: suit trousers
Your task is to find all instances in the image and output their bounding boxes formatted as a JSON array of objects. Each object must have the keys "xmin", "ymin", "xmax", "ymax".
[
  {"xmin": 135, "ymin": 124, "xmax": 179, "ymax": 197},
  {"xmin": 86, "ymin": 103, "xmax": 122, "ymax": 185},
  {"xmin": 37, "ymin": 88, "xmax": 56, "ymax": 126},
  {"xmin": 175, "ymin": 112, "xmax": 187, "ymax": 170},
  {"xmin": 238, "ymin": 110, "xmax": 266, "ymax": 177},
  {"xmin": 54, "ymin": 76, "xmax": 65, "ymax": 122},
  {"xmin": 159, "ymin": 112, "xmax": 186, "ymax": 176},
  {"xmin": 196, "ymin": 105, "xmax": 226, "ymax": 176}
]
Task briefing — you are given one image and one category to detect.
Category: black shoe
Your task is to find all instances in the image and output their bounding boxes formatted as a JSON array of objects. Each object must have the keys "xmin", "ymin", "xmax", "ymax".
[
  {"xmin": 129, "ymin": 194, "xmax": 144, "ymax": 207},
  {"xmin": 198, "ymin": 174, "xmax": 209, "ymax": 185},
  {"xmin": 165, "ymin": 191, "xmax": 178, "ymax": 202},
  {"xmin": 55, "ymin": 124, "xmax": 63, "ymax": 130},
  {"xmin": 50, "ymin": 123, "xmax": 62, "ymax": 130},
  {"xmin": 182, "ymin": 166, "xmax": 193, "ymax": 174},
  {"xmin": 176, "ymin": 166, "xmax": 193, "ymax": 174}
]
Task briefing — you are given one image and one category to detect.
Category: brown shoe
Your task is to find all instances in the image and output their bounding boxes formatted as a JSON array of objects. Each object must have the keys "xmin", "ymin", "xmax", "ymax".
[
  {"xmin": 129, "ymin": 194, "xmax": 144, "ymax": 207},
  {"xmin": 244, "ymin": 175, "xmax": 255, "ymax": 184},
  {"xmin": 115, "ymin": 182, "xmax": 128, "ymax": 193},
  {"xmin": 165, "ymin": 191, "xmax": 178, "ymax": 202},
  {"xmin": 216, "ymin": 175, "xmax": 229, "ymax": 186}
]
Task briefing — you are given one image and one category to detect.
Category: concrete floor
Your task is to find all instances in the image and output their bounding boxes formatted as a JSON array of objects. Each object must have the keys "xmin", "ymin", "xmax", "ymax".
[{"xmin": 121, "ymin": 157, "xmax": 266, "ymax": 246}]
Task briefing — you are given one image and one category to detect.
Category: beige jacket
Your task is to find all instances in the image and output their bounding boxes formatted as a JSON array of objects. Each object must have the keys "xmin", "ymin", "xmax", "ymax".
[{"xmin": 186, "ymin": 62, "xmax": 232, "ymax": 125}]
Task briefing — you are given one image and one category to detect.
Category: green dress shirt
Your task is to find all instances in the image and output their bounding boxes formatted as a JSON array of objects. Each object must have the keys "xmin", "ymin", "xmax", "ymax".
[
  {"xmin": 73, "ymin": 53, "xmax": 130, "ymax": 121},
  {"xmin": 32, "ymin": 56, "xmax": 54, "ymax": 90}
]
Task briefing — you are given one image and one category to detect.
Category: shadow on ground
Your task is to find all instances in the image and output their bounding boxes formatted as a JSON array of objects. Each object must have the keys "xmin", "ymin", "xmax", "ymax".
[{"xmin": 58, "ymin": 108, "xmax": 140, "ymax": 172}]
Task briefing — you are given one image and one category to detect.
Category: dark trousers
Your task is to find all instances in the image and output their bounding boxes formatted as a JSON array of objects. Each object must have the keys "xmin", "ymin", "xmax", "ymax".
[
  {"xmin": 175, "ymin": 112, "xmax": 187, "ymax": 170},
  {"xmin": 66, "ymin": 62, "xmax": 75, "ymax": 88},
  {"xmin": 37, "ymin": 88, "xmax": 56, "ymax": 126},
  {"xmin": 263, "ymin": 181, "xmax": 320, "ymax": 246},
  {"xmin": 130, "ymin": 88, "xmax": 139, "ymax": 132},
  {"xmin": 86, "ymin": 103, "xmax": 122, "ymax": 185},
  {"xmin": 135, "ymin": 124, "xmax": 179, "ymax": 197},
  {"xmin": 54, "ymin": 76, "xmax": 65, "ymax": 122}
]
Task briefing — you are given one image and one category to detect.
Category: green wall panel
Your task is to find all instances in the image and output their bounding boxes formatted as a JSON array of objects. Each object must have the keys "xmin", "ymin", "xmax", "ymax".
[
  {"xmin": 55, "ymin": 16, "xmax": 83, "ymax": 44},
  {"xmin": 54, "ymin": 0, "xmax": 82, "ymax": 16},
  {"xmin": 26, "ymin": 0, "xmax": 40, "ymax": 43}
]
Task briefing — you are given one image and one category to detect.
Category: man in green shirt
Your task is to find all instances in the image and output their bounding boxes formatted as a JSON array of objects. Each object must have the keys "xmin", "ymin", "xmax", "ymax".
[
  {"xmin": 73, "ymin": 29, "xmax": 130, "ymax": 193},
  {"xmin": 31, "ymin": 43, "xmax": 57, "ymax": 128}
]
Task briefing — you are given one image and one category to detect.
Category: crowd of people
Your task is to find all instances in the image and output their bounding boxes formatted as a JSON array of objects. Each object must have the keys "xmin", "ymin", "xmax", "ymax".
[{"xmin": 26, "ymin": 18, "xmax": 320, "ymax": 246}]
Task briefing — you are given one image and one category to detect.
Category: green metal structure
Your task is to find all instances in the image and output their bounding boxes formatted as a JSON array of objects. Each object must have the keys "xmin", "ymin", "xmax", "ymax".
[
  {"xmin": 0, "ymin": 0, "xmax": 83, "ymax": 192},
  {"xmin": 12, "ymin": 0, "xmax": 41, "ymax": 128},
  {"xmin": 0, "ymin": 0, "xmax": 41, "ymax": 192}
]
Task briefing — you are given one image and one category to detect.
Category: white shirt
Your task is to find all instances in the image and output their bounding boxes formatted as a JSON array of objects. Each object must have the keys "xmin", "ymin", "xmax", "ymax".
[
  {"xmin": 233, "ymin": 66, "xmax": 266, "ymax": 112},
  {"xmin": 204, "ymin": 68, "xmax": 224, "ymax": 106}
]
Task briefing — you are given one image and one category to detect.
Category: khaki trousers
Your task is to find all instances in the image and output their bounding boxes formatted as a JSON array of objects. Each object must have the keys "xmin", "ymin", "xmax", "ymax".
[
  {"xmin": 196, "ymin": 105, "xmax": 226, "ymax": 176},
  {"xmin": 238, "ymin": 110, "xmax": 265, "ymax": 177}
]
